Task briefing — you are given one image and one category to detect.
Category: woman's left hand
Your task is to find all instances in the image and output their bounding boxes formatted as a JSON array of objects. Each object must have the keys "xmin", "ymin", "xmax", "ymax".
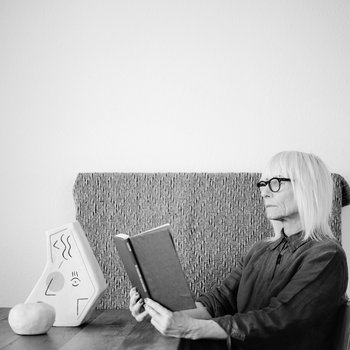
[{"xmin": 144, "ymin": 298, "xmax": 198, "ymax": 339}]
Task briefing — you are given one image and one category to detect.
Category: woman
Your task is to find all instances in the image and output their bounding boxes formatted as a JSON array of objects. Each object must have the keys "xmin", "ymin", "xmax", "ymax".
[{"xmin": 129, "ymin": 151, "xmax": 348, "ymax": 349}]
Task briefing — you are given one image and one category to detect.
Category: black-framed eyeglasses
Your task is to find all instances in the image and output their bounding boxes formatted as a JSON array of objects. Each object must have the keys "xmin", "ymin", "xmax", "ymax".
[{"xmin": 257, "ymin": 177, "xmax": 291, "ymax": 193}]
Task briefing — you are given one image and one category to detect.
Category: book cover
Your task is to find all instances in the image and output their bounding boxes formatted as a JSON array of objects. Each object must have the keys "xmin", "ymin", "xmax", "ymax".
[{"xmin": 114, "ymin": 224, "xmax": 195, "ymax": 311}]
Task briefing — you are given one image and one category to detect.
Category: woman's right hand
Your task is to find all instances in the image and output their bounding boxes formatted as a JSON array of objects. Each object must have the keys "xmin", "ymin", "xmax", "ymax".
[{"xmin": 129, "ymin": 287, "xmax": 150, "ymax": 322}]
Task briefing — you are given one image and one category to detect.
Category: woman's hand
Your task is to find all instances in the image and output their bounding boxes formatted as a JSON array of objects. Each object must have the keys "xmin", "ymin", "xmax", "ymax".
[
  {"xmin": 144, "ymin": 298, "xmax": 199, "ymax": 339},
  {"xmin": 129, "ymin": 288, "xmax": 149, "ymax": 322},
  {"xmin": 144, "ymin": 298, "xmax": 229, "ymax": 340}
]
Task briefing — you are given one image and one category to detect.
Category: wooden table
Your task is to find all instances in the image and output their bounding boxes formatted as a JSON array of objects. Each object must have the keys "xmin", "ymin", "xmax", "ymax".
[{"xmin": 0, "ymin": 308, "xmax": 227, "ymax": 350}]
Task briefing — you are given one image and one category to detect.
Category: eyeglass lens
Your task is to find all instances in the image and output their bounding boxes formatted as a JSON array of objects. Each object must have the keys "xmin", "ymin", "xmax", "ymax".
[
  {"xmin": 269, "ymin": 178, "xmax": 281, "ymax": 192},
  {"xmin": 257, "ymin": 178, "xmax": 282, "ymax": 192}
]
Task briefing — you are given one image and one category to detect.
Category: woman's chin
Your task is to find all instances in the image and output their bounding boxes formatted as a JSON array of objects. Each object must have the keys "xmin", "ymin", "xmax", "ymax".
[{"xmin": 265, "ymin": 210, "xmax": 283, "ymax": 221}]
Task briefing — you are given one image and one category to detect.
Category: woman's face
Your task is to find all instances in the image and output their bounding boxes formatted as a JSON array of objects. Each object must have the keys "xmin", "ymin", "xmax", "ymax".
[{"xmin": 259, "ymin": 176, "xmax": 299, "ymax": 222}]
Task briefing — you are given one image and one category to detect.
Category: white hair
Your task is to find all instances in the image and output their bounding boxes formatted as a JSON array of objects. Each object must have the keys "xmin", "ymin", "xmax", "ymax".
[{"xmin": 262, "ymin": 151, "xmax": 334, "ymax": 241}]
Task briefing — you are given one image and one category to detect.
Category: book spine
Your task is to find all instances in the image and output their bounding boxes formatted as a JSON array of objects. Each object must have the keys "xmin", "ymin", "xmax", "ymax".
[
  {"xmin": 115, "ymin": 236, "xmax": 150, "ymax": 300},
  {"xmin": 126, "ymin": 241, "xmax": 148, "ymax": 294}
]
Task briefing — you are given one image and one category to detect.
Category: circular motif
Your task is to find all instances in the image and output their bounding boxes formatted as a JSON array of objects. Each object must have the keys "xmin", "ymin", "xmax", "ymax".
[{"xmin": 46, "ymin": 271, "xmax": 65, "ymax": 292}]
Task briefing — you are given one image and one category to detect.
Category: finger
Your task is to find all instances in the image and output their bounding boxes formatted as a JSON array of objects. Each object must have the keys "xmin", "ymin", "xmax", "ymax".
[
  {"xmin": 131, "ymin": 299, "xmax": 144, "ymax": 315},
  {"xmin": 144, "ymin": 303, "xmax": 159, "ymax": 319},
  {"xmin": 129, "ymin": 295, "xmax": 139, "ymax": 312},
  {"xmin": 150, "ymin": 316, "xmax": 164, "ymax": 334},
  {"xmin": 130, "ymin": 291, "xmax": 140, "ymax": 306},
  {"xmin": 145, "ymin": 298, "xmax": 171, "ymax": 316},
  {"xmin": 135, "ymin": 309, "xmax": 149, "ymax": 322},
  {"xmin": 129, "ymin": 288, "xmax": 139, "ymax": 299},
  {"xmin": 130, "ymin": 299, "xmax": 142, "ymax": 316}
]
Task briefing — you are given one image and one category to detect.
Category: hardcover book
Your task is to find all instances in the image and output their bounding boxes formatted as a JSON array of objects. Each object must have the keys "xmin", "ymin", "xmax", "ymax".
[{"xmin": 114, "ymin": 224, "xmax": 195, "ymax": 311}]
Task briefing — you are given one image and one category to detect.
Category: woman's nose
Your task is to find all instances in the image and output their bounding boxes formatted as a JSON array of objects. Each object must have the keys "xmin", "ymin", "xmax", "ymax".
[{"xmin": 260, "ymin": 185, "xmax": 272, "ymax": 197}]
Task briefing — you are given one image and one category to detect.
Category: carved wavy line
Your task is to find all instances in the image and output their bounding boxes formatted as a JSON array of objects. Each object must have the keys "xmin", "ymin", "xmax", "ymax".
[
  {"xmin": 67, "ymin": 235, "xmax": 72, "ymax": 258},
  {"xmin": 60, "ymin": 234, "xmax": 68, "ymax": 260}
]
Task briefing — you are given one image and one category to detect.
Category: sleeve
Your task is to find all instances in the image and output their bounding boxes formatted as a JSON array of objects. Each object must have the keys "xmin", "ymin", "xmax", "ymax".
[
  {"xmin": 212, "ymin": 243, "xmax": 348, "ymax": 342},
  {"xmin": 196, "ymin": 258, "xmax": 243, "ymax": 318}
]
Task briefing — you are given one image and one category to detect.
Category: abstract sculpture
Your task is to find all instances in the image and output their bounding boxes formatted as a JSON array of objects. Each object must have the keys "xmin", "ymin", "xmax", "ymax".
[{"xmin": 26, "ymin": 222, "xmax": 107, "ymax": 326}]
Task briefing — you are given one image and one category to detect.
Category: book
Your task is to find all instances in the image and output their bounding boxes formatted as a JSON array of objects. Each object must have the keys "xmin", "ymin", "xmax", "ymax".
[{"xmin": 114, "ymin": 224, "xmax": 195, "ymax": 311}]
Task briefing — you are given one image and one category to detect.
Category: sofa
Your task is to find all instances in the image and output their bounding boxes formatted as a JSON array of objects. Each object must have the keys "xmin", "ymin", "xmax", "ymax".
[{"xmin": 73, "ymin": 172, "xmax": 350, "ymax": 348}]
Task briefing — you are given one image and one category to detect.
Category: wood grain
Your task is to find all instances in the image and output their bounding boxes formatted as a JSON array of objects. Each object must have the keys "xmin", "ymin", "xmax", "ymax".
[
  {"xmin": 0, "ymin": 308, "xmax": 226, "ymax": 350},
  {"xmin": 118, "ymin": 319, "xmax": 180, "ymax": 350},
  {"xmin": 60, "ymin": 310, "xmax": 136, "ymax": 350}
]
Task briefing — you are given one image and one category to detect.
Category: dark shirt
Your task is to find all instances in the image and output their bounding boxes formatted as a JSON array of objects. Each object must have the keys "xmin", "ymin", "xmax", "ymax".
[{"xmin": 197, "ymin": 231, "xmax": 348, "ymax": 350}]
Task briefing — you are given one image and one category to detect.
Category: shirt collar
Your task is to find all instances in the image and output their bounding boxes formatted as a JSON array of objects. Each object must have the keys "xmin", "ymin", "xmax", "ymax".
[{"xmin": 269, "ymin": 229, "xmax": 307, "ymax": 253}]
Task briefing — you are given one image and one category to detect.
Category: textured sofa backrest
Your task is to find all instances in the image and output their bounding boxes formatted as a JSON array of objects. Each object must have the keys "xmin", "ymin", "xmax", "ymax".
[{"xmin": 73, "ymin": 173, "xmax": 350, "ymax": 309}]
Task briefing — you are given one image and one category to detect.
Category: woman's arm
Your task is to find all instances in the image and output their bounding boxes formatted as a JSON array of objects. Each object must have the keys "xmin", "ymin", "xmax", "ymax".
[
  {"xmin": 130, "ymin": 287, "xmax": 228, "ymax": 339},
  {"xmin": 181, "ymin": 302, "xmax": 212, "ymax": 319},
  {"xmin": 144, "ymin": 298, "xmax": 228, "ymax": 340}
]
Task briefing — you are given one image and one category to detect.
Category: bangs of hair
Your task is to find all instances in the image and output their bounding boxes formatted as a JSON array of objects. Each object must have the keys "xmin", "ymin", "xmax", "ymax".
[{"xmin": 262, "ymin": 152, "xmax": 295, "ymax": 180}]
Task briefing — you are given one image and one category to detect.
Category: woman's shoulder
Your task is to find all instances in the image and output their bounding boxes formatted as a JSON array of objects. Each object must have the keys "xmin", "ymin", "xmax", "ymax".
[
  {"xmin": 295, "ymin": 238, "xmax": 348, "ymax": 269},
  {"xmin": 306, "ymin": 236, "xmax": 341, "ymax": 248},
  {"xmin": 305, "ymin": 238, "xmax": 346, "ymax": 256}
]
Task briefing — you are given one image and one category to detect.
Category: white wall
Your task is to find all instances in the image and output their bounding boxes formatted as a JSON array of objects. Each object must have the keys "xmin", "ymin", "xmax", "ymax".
[{"xmin": 1, "ymin": 0, "xmax": 349, "ymax": 307}]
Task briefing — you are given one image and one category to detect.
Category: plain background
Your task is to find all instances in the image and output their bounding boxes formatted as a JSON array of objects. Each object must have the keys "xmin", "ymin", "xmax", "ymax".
[{"xmin": 1, "ymin": 0, "xmax": 349, "ymax": 307}]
